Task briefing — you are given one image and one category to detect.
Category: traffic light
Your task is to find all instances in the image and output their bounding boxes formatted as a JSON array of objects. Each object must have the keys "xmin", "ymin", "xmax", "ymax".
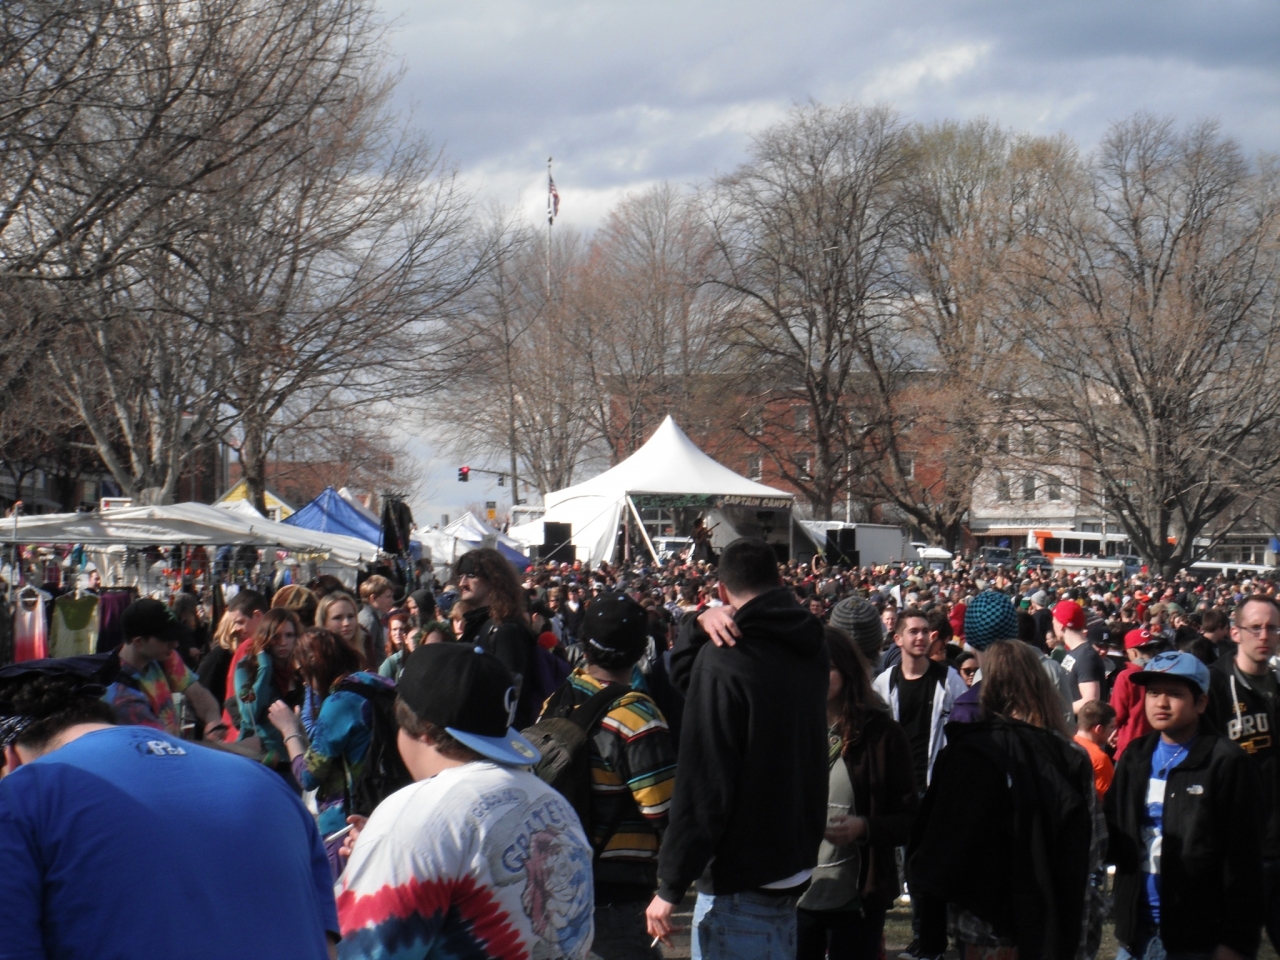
[
  {"xmin": 458, "ymin": 466, "xmax": 470, "ymax": 482},
  {"xmin": 497, "ymin": 473, "xmax": 505, "ymax": 486}
]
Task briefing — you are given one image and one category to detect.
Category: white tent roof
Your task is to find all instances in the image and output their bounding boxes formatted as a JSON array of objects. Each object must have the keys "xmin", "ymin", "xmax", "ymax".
[
  {"xmin": 218, "ymin": 498, "xmax": 267, "ymax": 520},
  {"xmin": 0, "ymin": 502, "xmax": 379, "ymax": 569},
  {"xmin": 552, "ymin": 416, "xmax": 792, "ymax": 503},
  {"xmin": 508, "ymin": 416, "xmax": 792, "ymax": 566},
  {"xmin": 418, "ymin": 512, "xmax": 527, "ymax": 569}
]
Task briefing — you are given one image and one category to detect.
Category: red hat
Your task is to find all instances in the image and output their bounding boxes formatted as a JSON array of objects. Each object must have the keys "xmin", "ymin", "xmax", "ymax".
[
  {"xmin": 1053, "ymin": 600, "xmax": 1086, "ymax": 631},
  {"xmin": 537, "ymin": 630, "xmax": 559, "ymax": 651},
  {"xmin": 1124, "ymin": 626, "xmax": 1154, "ymax": 650}
]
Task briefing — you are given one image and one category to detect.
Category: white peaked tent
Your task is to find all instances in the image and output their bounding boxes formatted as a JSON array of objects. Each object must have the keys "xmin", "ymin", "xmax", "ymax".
[
  {"xmin": 508, "ymin": 416, "xmax": 793, "ymax": 567},
  {"xmin": 418, "ymin": 513, "xmax": 529, "ymax": 572}
]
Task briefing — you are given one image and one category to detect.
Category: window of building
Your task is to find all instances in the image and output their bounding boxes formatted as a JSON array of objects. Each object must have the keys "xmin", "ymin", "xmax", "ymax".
[
  {"xmin": 746, "ymin": 409, "xmax": 763, "ymax": 436},
  {"xmin": 799, "ymin": 455, "xmax": 813, "ymax": 480},
  {"xmin": 747, "ymin": 454, "xmax": 763, "ymax": 480},
  {"xmin": 795, "ymin": 407, "xmax": 810, "ymax": 432},
  {"xmin": 995, "ymin": 433, "xmax": 1009, "ymax": 454},
  {"xmin": 1021, "ymin": 430, "xmax": 1036, "ymax": 455},
  {"xmin": 1045, "ymin": 431, "xmax": 1061, "ymax": 456},
  {"xmin": 1022, "ymin": 475, "xmax": 1036, "ymax": 501},
  {"xmin": 996, "ymin": 476, "xmax": 1012, "ymax": 502},
  {"xmin": 1047, "ymin": 476, "xmax": 1062, "ymax": 501},
  {"xmin": 901, "ymin": 457, "xmax": 915, "ymax": 480}
]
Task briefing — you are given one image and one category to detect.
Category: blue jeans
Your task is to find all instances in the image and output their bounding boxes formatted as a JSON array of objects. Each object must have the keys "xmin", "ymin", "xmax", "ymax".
[{"xmin": 692, "ymin": 890, "xmax": 799, "ymax": 960}]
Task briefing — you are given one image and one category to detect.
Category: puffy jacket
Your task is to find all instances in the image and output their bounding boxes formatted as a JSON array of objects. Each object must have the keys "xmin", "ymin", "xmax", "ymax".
[
  {"xmin": 1106, "ymin": 731, "xmax": 1263, "ymax": 957},
  {"xmin": 873, "ymin": 662, "xmax": 967, "ymax": 786},
  {"xmin": 659, "ymin": 587, "xmax": 828, "ymax": 903}
]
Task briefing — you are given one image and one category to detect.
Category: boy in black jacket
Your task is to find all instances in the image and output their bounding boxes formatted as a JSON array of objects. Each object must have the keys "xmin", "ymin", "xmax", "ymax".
[
  {"xmin": 1106, "ymin": 651, "xmax": 1263, "ymax": 960},
  {"xmin": 646, "ymin": 538, "xmax": 828, "ymax": 960}
]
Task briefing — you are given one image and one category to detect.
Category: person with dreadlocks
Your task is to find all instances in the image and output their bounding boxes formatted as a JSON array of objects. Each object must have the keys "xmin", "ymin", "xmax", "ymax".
[
  {"xmin": 797, "ymin": 626, "xmax": 920, "ymax": 960},
  {"xmin": 0, "ymin": 654, "xmax": 339, "ymax": 959}
]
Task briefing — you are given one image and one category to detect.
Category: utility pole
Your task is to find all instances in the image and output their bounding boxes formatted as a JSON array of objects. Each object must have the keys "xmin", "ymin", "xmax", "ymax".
[{"xmin": 546, "ymin": 157, "xmax": 554, "ymax": 300}]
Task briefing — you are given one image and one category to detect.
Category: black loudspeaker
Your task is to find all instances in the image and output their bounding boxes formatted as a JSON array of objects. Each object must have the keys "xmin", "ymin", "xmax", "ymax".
[
  {"xmin": 540, "ymin": 522, "xmax": 574, "ymax": 563},
  {"xmin": 826, "ymin": 528, "xmax": 858, "ymax": 565}
]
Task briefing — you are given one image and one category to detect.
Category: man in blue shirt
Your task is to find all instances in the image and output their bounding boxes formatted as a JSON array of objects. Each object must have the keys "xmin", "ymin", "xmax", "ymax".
[
  {"xmin": 1106, "ymin": 651, "xmax": 1263, "ymax": 960},
  {"xmin": 0, "ymin": 655, "xmax": 339, "ymax": 960}
]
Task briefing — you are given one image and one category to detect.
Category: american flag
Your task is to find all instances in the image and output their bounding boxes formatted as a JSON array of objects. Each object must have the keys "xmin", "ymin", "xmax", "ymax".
[{"xmin": 548, "ymin": 175, "xmax": 560, "ymax": 218}]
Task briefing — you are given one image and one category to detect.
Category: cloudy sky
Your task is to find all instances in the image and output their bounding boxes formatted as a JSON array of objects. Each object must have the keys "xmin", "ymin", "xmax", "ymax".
[{"xmin": 380, "ymin": 0, "xmax": 1280, "ymax": 524}]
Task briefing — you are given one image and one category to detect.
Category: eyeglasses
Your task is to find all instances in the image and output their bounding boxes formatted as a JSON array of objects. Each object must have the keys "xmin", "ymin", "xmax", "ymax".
[{"xmin": 1238, "ymin": 624, "xmax": 1280, "ymax": 637}]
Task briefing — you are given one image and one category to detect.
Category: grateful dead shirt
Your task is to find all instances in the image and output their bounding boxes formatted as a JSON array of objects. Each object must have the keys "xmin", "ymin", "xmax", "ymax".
[{"xmin": 337, "ymin": 761, "xmax": 594, "ymax": 960}]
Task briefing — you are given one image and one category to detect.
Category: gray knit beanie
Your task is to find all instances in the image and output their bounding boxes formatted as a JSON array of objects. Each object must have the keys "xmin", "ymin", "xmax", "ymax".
[{"xmin": 829, "ymin": 597, "xmax": 884, "ymax": 660}]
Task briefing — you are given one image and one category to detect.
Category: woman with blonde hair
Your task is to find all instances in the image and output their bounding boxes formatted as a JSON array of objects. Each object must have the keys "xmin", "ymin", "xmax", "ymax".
[
  {"xmin": 315, "ymin": 592, "xmax": 370, "ymax": 669},
  {"xmin": 195, "ymin": 612, "xmax": 243, "ymax": 711}
]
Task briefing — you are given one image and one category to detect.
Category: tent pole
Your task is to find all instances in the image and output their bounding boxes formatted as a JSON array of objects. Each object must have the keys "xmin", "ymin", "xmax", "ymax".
[{"xmin": 627, "ymin": 497, "xmax": 660, "ymax": 565}]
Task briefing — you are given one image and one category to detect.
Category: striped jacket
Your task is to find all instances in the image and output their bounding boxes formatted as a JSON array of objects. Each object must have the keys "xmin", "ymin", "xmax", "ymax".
[{"xmin": 553, "ymin": 668, "xmax": 677, "ymax": 890}]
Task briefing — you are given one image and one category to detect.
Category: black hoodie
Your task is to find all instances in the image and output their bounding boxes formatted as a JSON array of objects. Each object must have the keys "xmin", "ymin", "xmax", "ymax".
[
  {"xmin": 1203, "ymin": 653, "xmax": 1280, "ymax": 857},
  {"xmin": 657, "ymin": 587, "xmax": 828, "ymax": 903}
]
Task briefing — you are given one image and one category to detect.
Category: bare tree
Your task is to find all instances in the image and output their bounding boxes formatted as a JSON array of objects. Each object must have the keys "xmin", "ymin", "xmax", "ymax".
[
  {"xmin": 46, "ymin": 242, "xmax": 227, "ymax": 503},
  {"xmin": 572, "ymin": 183, "xmax": 730, "ymax": 462},
  {"xmin": 708, "ymin": 104, "xmax": 911, "ymax": 519},
  {"xmin": 1017, "ymin": 115, "xmax": 1280, "ymax": 576},
  {"xmin": 1, "ymin": 0, "xmax": 389, "ymax": 395},
  {"xmin": 859, "ymin": 120, "xmax": 1062, "ymax": 549},
  {"xmin": 441, "ymin": 224, "xmax": 598, "ymax": 500},
  {"xmin": 203, "ymin": 82, "xmax": 483, "ymax": 515}
]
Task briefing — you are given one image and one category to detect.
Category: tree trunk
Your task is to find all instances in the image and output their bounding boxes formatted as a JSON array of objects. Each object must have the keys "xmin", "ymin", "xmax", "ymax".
[{"xmin": 241, "ymin": 425, "xmax": 270, "ymax": 517}]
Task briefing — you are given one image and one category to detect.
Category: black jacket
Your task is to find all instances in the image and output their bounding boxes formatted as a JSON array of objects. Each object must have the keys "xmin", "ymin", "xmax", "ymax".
[
  {"xmin": 1203, "ymin": 655, "xmax": 1280, "ymax": 856},
  {"xmin": 460, "ymin": 606, "xmax": 537, "ymax": 729},
  {"xmin": 907, "ymin": 718, "xmax": 1093, "ymax": 960},
  {"xmin": 844, "ymin": 710, "xmax": 920, "ymax": 908},
  {"xmin": 658, "ymin": 587, "xmax": 828, "ymax": 903},
  {"xmin": 1106, "ymin": 731, "xmax": 1263, "ymax": 956}
]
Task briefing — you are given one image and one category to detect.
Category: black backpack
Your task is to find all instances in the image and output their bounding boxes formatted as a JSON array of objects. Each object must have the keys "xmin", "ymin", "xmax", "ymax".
[
  {"xmin": 521, "ymin": 680, "xmax": 627, "ymax": 843},
  {"xmin": 335, "ymin": 676, "xmax": 414, "ymax": 817}
]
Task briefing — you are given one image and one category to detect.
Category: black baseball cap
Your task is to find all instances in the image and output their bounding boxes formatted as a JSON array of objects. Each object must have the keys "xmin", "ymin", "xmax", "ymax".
[
  {"xmin": 121, "ymin": 599, "xmax": 186, "ymax": 645},
  {"xmin": 583, "ymin": 593, "xmax": 649, "ymax": 657},
  {"xmin": 398, "ymin": 644, "xmax": 540, "ymax": 766}
]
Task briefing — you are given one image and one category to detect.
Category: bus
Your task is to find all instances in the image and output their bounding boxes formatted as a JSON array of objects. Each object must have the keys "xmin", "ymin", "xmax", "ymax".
[{"xmin": 1030, "ymin": 529, "xmax": 1133, "ymax": 560}]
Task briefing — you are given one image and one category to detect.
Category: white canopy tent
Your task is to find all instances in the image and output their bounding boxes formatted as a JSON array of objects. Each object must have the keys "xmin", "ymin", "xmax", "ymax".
[
  {"xmin": 508, "ymin": 416, "xmax": 794, "ymax": 567},
  {"xmin": 0, "ymin": 502, "xmax": 379, "ymax": 587},
  {"xmin": 418, "ymin": 512, "xmax": 529, "ymax": 573}
]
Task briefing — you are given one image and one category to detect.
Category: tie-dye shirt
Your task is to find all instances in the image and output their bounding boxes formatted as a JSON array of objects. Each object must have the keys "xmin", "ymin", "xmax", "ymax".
[
  {"xmin": 103, "ymin": 649, "xmax": 195, "ymax": 735},
  {"xmin": 337, "ymin": 761, "xmax": 595, "ymax": 960}
]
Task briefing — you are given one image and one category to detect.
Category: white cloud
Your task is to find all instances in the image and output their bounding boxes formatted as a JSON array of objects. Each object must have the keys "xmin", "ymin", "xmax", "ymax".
[{"xmin": 863, "ymin": 43, "xmax": 992, "ymax": 103}]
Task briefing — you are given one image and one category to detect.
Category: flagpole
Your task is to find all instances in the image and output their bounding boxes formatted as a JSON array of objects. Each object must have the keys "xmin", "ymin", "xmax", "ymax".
[{"xmin": 546, "ymin": 157, "xmax": 553, "ymax": 300}]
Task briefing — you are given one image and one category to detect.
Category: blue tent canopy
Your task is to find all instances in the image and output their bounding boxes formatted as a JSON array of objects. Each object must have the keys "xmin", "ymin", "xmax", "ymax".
[{"xmin": 283, "ymin": 487, "xmax": 382, "ymax": 548}]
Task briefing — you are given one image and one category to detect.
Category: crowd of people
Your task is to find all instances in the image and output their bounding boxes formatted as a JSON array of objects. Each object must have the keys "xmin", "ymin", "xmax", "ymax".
[{"xmin": 2, "ymin": 539, "xmax": 1279, "ymax": 960}]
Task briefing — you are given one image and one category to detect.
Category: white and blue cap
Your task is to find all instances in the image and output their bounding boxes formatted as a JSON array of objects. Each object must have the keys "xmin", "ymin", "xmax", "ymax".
[
  {"xmin": 397, "ymin": 643, "xmax": 541, "ymax": 766},
  {"xmin": 1133, "ymin": 650, "xmax": 1211, "ymax": 696}
]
